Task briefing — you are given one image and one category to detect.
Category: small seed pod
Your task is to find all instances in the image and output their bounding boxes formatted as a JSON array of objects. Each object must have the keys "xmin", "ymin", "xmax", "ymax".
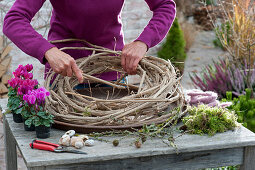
[
  {"xmin": 141, "ymin": 135, "xmax": 147, "ymax": 143},
  {"xmin": 135, "ymin": 140, "xmax": 141, "ymax": 148},
  {"xmin": 113, "ymin": 140, "xmax": 119, "ymax": 147}
]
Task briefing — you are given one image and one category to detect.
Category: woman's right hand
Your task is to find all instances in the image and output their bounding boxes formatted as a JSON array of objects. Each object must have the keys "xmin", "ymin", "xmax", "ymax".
[{"xmin": 45, "ymin": 47, "xmax": 83, "ymax": 83}]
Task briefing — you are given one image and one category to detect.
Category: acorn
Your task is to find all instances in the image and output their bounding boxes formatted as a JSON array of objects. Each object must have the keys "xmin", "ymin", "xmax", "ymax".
[
  {"xmin": 113, "ymin": 139, "xmax": 119, "ymax": 147},
  {"xmin": 135, "ymin": 140, "xmax": 141, "ymax": 148}
]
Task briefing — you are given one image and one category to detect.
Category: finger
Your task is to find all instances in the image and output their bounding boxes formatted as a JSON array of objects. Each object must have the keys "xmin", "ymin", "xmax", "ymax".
[
  {"xmin": 121, "ymin": 53, "xmax": 126, "ymax": 72},
  {"xmin": 60, "ymin": 70, "xmax": 67, "ymax": 76},
  {"xmin": 66, "ymin": 65, "xmax": 73, "ymax": 77},
  {"xmin": 130, "ymin": 58, "xmax": 139, "ymax": 75},
  {"xmin": 127, "ymin": 57, "xmax": 135, "ymax": 75},
  {"xmin": 71, "ymin": 60, "xmax": 83, "ymax": 83}
]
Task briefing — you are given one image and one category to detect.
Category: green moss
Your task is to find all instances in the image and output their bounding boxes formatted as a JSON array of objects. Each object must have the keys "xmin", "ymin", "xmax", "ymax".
[
  {"xmin": 182, "ymin": 105, "xmax": 239, "ymax": 136},
  {"xmin": 158, "ymin": 18, "xmax": 186, "ymax": 73}
]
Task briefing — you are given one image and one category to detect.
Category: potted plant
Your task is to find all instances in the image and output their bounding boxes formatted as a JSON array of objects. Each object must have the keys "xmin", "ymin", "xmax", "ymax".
[
  {"xmin": 23, "ymin": 87, "xmax": 53, "ymax": 138},
  {"xmin": 7, "ymin": 77, "xmax": 23, "ymax": 122},
  {"xmin": 7, "ymin": 64, "xmax": 37, "ymax": 123}
]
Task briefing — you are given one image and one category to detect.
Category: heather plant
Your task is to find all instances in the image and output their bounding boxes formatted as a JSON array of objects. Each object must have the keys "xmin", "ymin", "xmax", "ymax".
[
  {"xmin": 190, "ymin": 59, "xmax": 232, "ymax": 99},
  {"xmin": 190, "ymin": 58, "xmax": 255, "ymax": 99}
]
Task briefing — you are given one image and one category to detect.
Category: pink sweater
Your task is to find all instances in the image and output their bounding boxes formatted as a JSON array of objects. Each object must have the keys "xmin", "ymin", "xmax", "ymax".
[{"xmin": 3, "ymin": 0, "xmax": 176, "ymax": 80}]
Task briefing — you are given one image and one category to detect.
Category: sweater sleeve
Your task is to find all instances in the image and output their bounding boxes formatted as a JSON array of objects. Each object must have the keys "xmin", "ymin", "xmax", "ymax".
[
  {"xmin": 3, "ymin": 0, "xmax": 55, "ymax": 65},
  {"xmin": 135, "ymin": 0, "xmax": 176, "ymax": 48}
]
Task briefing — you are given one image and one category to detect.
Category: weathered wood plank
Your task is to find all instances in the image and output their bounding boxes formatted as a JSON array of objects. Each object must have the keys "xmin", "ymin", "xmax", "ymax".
[
  {"xmin": 240, "ymin": 146, "xmax": 255, "ymax": 170},
  {"xmin": 4, "ymin": 114, "xmax": 18, "ymax": 170},
  {"xmin": 28, "ymin": 167, "xmax": 46, "ymax": 170},
  {"xmin": 32, "ymin": 148, "xmax": 243, "ymax": 170},
  {"xmin": 4, "ymin": 114, "xmax": 255, "ymax": 169}
]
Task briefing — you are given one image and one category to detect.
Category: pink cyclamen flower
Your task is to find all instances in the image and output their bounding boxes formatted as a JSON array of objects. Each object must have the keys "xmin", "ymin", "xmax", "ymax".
[
  {"xmin": 23, "ymin": 93, "xmax": 36, "ymax": 105},
  {"xmin": 25, "ymin": 64, "xmax": 33, "ymax": 72},
  {"xmin": 23, "ymin": 87, "xmax": 50, "ymax": 105},
  {"xmin": 35, "ymin": 87, "xmax": 50, "ymax": 104},
  {"xmin": 13, "ymin": 64, "xmax": 34, "ymax": 79},
  {"xmin": 23, "ymin": 72, "xmax": 33, "ymax": 79},
  {"xmin": 8, "ymin": 77, "xmax": 21, "ymax": 89},
  {"xmin": 17, "ymin": 79, "xmax": 38, "ymax": 95}
]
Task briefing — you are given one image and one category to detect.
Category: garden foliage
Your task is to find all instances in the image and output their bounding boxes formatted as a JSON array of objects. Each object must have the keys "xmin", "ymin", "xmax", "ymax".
[
  {"xmin": 158, "ymin": 18, "xmax": 186, "ymax": 73},
  {"xmin": 211, "ymin": 0, "xmax": 255, "ymax": 63},
  {"xmin": 223, "ymin": 89, "xmax": 255, "ymax": 132}
]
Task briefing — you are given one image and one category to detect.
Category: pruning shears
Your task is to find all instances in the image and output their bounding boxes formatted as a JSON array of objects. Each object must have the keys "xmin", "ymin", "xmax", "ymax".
[{"xmin": 29, "ymin": 139, "xmax": 87, "ymax": 155}]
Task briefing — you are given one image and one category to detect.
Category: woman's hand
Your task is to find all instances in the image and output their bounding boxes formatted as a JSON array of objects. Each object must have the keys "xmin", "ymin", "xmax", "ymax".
[
  {"xmin": 121, "ymin": 41, "xmax": 147, "ymax": 75},
  {"xmin": 45, "ymin": 47, "xmax": 83, "ymax": 83}
]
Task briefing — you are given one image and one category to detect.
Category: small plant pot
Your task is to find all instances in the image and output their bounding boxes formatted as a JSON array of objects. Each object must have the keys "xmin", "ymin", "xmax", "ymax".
[
  {"xmin": 12, "ymin": 113, "xmax": 23, "ymax": 123},
  {"xmin": 35, "ymin": 125, "xmax": 51, "ymax": 139},
  {"xmin": 24, "ymin": 122, "xmax": 35, "ymax": 131}
]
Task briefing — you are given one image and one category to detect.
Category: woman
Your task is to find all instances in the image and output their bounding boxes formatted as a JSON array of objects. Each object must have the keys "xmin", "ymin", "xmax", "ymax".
[{"xmin": 3, "ymin": 0, "xmax": 176, "ymax": 83}]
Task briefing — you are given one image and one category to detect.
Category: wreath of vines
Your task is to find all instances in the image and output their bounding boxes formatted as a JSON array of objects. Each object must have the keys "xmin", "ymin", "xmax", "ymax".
[{"xmin": 44, "ymin": 39, "xmax": 186, "ymax": 128}]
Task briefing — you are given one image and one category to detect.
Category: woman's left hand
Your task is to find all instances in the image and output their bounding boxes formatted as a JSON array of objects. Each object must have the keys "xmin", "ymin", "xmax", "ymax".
[{"xmin": 121, "ymin": 41, "xmax": 147, "ymax": 75}]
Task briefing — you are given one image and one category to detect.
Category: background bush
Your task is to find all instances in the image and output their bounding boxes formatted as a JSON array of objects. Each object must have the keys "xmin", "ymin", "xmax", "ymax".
[{"xmin": 158, "ymin": 18, "xmax": 186, "ymax": 74}]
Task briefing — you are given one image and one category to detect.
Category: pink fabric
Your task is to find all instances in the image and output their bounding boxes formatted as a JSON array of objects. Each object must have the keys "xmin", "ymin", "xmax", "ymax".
[{"xmin": 3, "ymin": 0, "xmax": 176, "ymax": 80}]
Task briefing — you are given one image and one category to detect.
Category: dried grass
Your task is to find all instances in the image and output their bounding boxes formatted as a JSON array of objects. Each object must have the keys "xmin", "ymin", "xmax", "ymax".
[
  {"xmin": 177, "ymin": 12, "xmax": 197, "ymax": 52},
  {"xmin": 205, "ymin": 0, "xmax": 255, "ymax": 63},
  {"xmin": 181, "ymin": 22, "xmax": 197, "ymax": 52}
]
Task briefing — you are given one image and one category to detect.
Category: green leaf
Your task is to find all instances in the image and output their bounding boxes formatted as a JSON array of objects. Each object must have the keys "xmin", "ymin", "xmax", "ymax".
[
  {"xmin": 35, "ymin": 121, "xmax": 41, "ymax": 127},
  {"xmin": 25, "ymin": 119, "xmax": 32, "ymax": 126},
  {"xmin": 16, "ymin": 107, "xmax": 23, "ymax": 114},
  {"xmin": 37, "ymin": 112, "xmax": 45, "ymax": 117}
]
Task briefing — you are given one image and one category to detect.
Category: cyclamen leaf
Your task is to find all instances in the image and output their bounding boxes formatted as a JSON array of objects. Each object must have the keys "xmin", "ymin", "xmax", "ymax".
[
  {"xmin": 25, "ymin": 119, "xmax": 32, "ymax": 126},
  {"xmin": 35, "ymin": 121, "xmax": 41, "ymax": 127},
  {"xmin": 16, "ymin": 107, "xmax": 23, "ymax": 114}
]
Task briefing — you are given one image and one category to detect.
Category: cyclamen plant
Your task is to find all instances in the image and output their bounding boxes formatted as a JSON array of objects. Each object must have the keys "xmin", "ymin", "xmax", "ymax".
[
  {"xmin": 7, "ymin": 64, "xmax": 38, "ymax": 115},
  {"xmin": 22, "ymin": 87, "xmax": 53, "ymax": 127}
]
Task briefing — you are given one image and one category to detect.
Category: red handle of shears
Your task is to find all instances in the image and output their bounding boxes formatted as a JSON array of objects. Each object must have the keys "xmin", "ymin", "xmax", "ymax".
[{"xmin": 29, "ymin": 140, "xmax": 60, "ymax": 152}]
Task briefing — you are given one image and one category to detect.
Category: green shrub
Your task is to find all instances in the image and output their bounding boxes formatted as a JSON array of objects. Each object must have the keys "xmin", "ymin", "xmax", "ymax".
[
  {"xmin": 213, "ymin": 22, "xmax": 231, "ymax": 50},
  {"xmin": 158, "ymin": 18, "xmax": 186, "ymax": 73},
  {"xmin": 222, "ymin": 89, "xmax": 255, "ymax": 132}
]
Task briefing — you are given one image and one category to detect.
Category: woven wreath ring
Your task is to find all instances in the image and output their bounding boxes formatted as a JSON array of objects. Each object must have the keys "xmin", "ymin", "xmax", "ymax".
[{"xmin": 44, "ymin": 39, "xmax": 186, "ymax": 127}]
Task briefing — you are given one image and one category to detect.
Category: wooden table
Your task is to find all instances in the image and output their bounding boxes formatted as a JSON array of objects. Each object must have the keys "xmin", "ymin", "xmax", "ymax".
[{"xmin": 4, "ymin": 113, "xmax": 255, "ymax": 170}]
